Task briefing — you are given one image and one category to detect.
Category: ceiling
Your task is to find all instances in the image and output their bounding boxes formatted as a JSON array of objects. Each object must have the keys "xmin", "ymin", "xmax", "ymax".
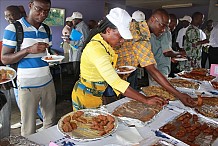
[{"xmin": 125, "ymin": 0, "xmax": 210, "ymax": 9}]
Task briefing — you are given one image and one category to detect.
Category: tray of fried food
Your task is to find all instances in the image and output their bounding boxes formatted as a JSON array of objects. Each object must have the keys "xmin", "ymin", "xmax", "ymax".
[
  {"xmin": 190, "ymin": 68, "xmax": 209, "ymax": 76},
  {"xmin": 194, "ymin": 96, "xmax": 218, "ymax": 119},
  {"xmin": 57, "ymin": 109, "xmax": 118, "ymax": 142},
  {"xmin": 210, "ymin": 81, "xmax": 218, "ymax": 90},
  {"xmin": 0, "ymin": 135, "xmax": 40, "ymax": 146},
  {"xmin": 168, "ymin": 78, "xmax": 200, "ymax": 90},
  {"xmin": 151, "ymin": 139, "xmax": 175, "ymax": 146},
  {"xmin": 112, "ymin": 100, "xmax": 163, "ymax": 123},
  {"xmin": 141, "ymin": 86, "xmax": 176, "ymax": 101},
  {"xmin": 177, "ymin": 69, "xmax": 215, "ymax": 82},
  {"xmin": 159, "ymin": 111, "xmax": 218, "ymax": 146}
]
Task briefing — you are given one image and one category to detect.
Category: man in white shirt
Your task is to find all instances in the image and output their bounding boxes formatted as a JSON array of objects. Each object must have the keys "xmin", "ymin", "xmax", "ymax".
[
  {"xmin": 62, "ymin": 17, "xmax": 73, "ymax": 36},
  {"xmin": 62, "ymin": 17, "xmax": 73, "ymax": 62},
  {"xmin": 176, "ymin": 15, "xmax": 192, "ymax": 50},
  {"xmin": 69, "ymin": 12, "xmax": 89, "ymax": 86},
  {"xmin": 209, "ymin": 23, "xmax": 218, "ymax": 65}
]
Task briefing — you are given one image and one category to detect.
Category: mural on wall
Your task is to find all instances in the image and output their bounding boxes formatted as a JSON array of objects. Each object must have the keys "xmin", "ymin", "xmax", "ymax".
[{"xmin": 43, "ymin": 8, "xmax": 65, "ymax": 26}]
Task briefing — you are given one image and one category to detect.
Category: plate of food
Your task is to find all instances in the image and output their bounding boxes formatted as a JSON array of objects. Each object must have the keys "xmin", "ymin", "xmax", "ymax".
[
  {"xmin": 174, "ymin": 57, "xmax": 187, "ymax": 61},
  {"xmin": 57, "ymin": 109, "xmax": 118, "ymax": 142},
  {"xmin": 141, "ymin": 86, "xmax": 176, "ymax": 101},
  {"xmin": 41, "ymin": 55, "xmax": 65, "ymax": 62},
  {"xmin": 112, "ymin": 100, "xmax": 163, "ymax": 124},
  {"xmin": 0, "ymin": 66, "xmax": 16, "ymax": 84},
  {"xmin": 116, "ymin": 66, "xmax": 136, "ymax": 74}
]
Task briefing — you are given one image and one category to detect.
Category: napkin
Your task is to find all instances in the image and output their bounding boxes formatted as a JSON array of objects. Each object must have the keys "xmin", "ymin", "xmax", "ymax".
[{"xmin": 115, "ymin": 127, "xmax": 143, "ymax": 145}]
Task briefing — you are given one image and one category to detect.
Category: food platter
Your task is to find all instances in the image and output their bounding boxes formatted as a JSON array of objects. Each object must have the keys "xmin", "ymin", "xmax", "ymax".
[
  {"xmin": 116, "ymin": 66, "xmax": 136, "ymax": 74},
  {"xmin": 150, "ymin": 139, "xmax": 175, "ymax": 146},
  {"xmin": 41, "ymin": 55, "xmax": 65, "ymax": 63},
  {"xmin": 168, "ymin": 78, "xmax": 200, "ymax": 90},
  {"xmin": 177, "ymin": 71, "xmax": 215, "ymax": 81},
  {"xmin": 195, "ymin": 97, "xmax": 218, "ymax": 118},
  {"xmin": 174, "ymin": 57, "xmax": 187, "ymax": 61},
  {"xmin": 159, "ymin": 111, "xmax": 218, "ymax": 146},
  {"xmin": 210, "ymin": 81, "xmax": 218, "ymax": 90},
  {"xmin": 57, "ymin": 109, "xmax": 118, "ymax": 142},
  {"xmin": 112, "ymin": 100, "xmax": 163, "ymax": 124},
  {"xmin": 141, "ymin": 86, "xmax": 176, "ymax": 101},
  {"xmin": 191, "ymin": 68, "xmax": 209, "ymax": 75},
  {"xmin": 0, "ymin": 135, "xmax": 40, "ymax": 145},
  {"xmin": 0, "ymin": 66, "xmax": 16, "ymax": 84}
]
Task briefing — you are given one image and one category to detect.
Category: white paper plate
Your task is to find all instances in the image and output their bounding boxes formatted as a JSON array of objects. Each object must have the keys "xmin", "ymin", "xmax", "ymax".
[
  {"xmin": 116, "ymin": 66, "xmax": 136, "ymax": 74},
  {"xmin": 174, "ymin": 58, "xmax": 187, "ymax": 61},
  {"xmin": 0, "ymin": 66, "xmax": 16, "ymax": 84},
  {"xmin": 41, "ymin": 55, "xmax": 65, "ymax": 62}
]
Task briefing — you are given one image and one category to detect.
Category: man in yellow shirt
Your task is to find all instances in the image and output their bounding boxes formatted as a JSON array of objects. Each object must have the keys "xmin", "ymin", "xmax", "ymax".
[
  {"xmin": 116, "ymin": 9, "xmax": 197, "ymax": 107},
  {"xmin": 71, "ymin": 8, "xmax": 167, "ymax": 111}
]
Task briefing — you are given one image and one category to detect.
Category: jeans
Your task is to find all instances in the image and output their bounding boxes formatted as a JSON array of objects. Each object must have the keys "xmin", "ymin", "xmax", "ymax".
[{"xmin": 0, "ymin": 89, "xmax": 12, "ymax": 139}]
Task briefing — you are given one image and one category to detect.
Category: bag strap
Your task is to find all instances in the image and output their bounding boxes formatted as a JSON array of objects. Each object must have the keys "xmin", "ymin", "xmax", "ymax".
[
  {"xmin": 42, "ymin": 23, "xmax": 50, "ymax": 39},
  {"xmin": 13, "ymin": 22, "xmax": 50, "ymax": 52},
  {"xmin": 91, "ymin": 39, "xmax": 110, "ymax": 56},
  {"xmin": 91, "ymin": 39, "xmax": 117, "ymax": 66},
  {"xmin": 42, "ymin": 23, "xmax": 51, "ymax": 53},
  {"xmin": 13, "ymin": 21, "xmax": 23, "ymax": 52}
]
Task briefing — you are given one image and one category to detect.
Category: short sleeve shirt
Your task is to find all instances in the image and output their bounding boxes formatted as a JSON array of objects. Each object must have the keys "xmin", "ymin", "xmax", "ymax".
[
  {"xmin": 115, "ymin": 21, "xmax": 156, "ymax": 68},
  {"xmin": 2, "ymin": 17, "xmax": 52, "ymax": 88},
  {"xmin": 150, "ymin": 30, "xmax": 172, "ymax": 76}
]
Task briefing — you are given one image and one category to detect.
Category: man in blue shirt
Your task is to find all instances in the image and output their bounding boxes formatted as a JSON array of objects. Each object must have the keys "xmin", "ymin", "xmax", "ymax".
[
  {"xmin": 150, "ymin": 13, "xmax": 185, "ymax": 85},
  {"xmin": 2, "ymin": 0, "xmax": 56, "ymax": 136}
]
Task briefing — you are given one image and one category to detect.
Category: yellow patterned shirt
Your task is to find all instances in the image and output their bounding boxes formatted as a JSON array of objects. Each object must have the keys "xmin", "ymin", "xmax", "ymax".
[
  {"xmin": 80, "ymin": 34, "xmax": 129, "ymax": 94},
  {"xmin": 115, "ymin": 21, "xmax": 156, "ymax": 68}
]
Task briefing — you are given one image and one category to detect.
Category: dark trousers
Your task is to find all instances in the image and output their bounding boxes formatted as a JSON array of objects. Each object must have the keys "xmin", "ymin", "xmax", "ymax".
[
  {"xmin": 169, "ymin": 62, "xmax": 180, "ymax": 78},
  {"xmin": 209, "ymin": 46, "xmax": 218, "ymax": 68},
  {"xmin": 127, "ymin": 69, "xmax": 138, "ymax": 90},
  {"xmin": 72, "ymin": 61, "xmax": 80, "ymax": 87},
  {"xmin": 201, "ymin": 50, "xmax": 210, "ymax": 68}
]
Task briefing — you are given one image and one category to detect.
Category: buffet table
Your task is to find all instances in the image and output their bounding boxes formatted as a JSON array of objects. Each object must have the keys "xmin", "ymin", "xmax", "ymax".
[{"xmin": 27, "ymin": 79, "xmax": 218, "ymax": 146}]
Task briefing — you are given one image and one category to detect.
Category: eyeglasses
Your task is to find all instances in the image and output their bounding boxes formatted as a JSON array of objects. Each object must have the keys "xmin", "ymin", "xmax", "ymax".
[
  {"xmin": 32, "ymin": 3, "xmax": 50, "ymax": 14},
  {"xmin": 153, "ymin": 16, "xmax": 169, "ymax": 28}
]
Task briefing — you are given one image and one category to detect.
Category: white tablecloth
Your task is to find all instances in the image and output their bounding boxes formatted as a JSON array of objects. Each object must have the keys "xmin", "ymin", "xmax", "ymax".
[{"xmin": 27, "ymin": 81, "xmax": 218, "ymax": 146}]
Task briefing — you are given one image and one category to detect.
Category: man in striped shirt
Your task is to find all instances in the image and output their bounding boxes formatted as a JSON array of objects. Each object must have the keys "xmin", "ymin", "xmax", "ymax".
[{"xmin": 1, "ymin": 0, "xmax": 56, "ymax": 136}]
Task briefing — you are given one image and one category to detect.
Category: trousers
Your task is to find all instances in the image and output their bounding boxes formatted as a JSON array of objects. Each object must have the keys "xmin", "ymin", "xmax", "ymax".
[
  {"xmin": 19, "ymin": 81, "xmax": 56, "ymax": 136},
  {"xmin": 0, "ymin": 88, "xmax": 13, "ymax": 139}
]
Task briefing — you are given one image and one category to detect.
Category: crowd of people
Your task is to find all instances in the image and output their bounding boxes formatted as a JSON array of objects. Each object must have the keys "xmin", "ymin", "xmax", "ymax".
[{"xmin": 1, "ymin": 0, "xmax": 218, "ymax": 139}]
